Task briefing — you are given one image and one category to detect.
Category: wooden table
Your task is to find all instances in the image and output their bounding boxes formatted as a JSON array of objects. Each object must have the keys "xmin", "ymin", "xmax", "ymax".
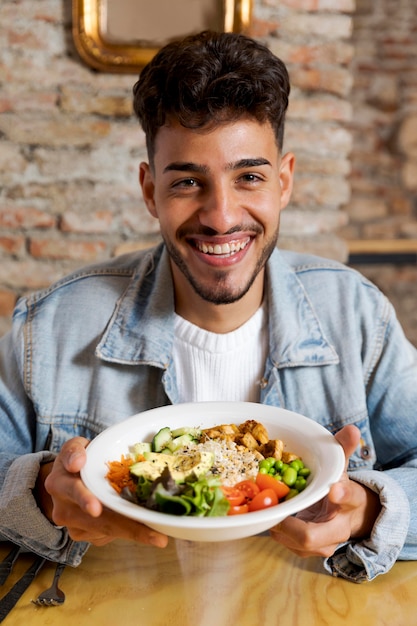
[{"xmin": 1, "ymin": 537, "xmax": 416, "ymax": 625}]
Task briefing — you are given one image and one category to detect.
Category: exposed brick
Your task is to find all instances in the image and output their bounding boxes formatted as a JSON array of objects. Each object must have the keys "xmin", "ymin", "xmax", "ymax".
[
  {"xmin": 0, "ymin": 114, "xmax": 112, "ymax": 147},
  {"xmin": 346, "ymin": 198, "xmax": 389, "ymax": 222},
  {"xmin": 280, "ymin": 208, "xmax": 348, "ymax": 235},
  {"xmin": 291, "ymin": 175, "xmax": 351, "ymax": 208},
  {"xmin": 113, "ymin": 239, "xmax": 162, "ymax": 257},
  {"xmin": 290, "ymin": 67, "xmax": 353, "ymax": 97},
  {"xmin": 285, "ymin": 123, "xmax": 353, "ymax": 157},
  {"xmin": 60, "ymin": 211, "xmax": 114, "ymax": 234},
  {"xmin": 1, "ymin": 0, "xmax": 64, "ymax": 24},
  {"xmin": 288, "ymin": 94, "xmax": 353, "ymax": 122},
  {"xmin": 362, "ymin": 220, "xmax": 407, "ymax": 239},
  {"xmin": 121, "ymin": 207, "xmax": 163, "ymax": 235},
  {"xmin": 278, "ymin": 14, "xmax": 353, "ymax": 40},
  {"xmin": 7, "ymin": 0, "xmax": 417, "ymax": 341},
  {"xmin": 0, "ymin": 235, "xmax": 26, "ymax": 256},
  {"xmin": 279, "ymin": 234, "xmax": 349, "ymax": 263},
  {"xmin": 400, "ymin": 222, "xmax": 417, "ymax": 238},
  {"xmin": 294, "ymin": 154, "xmax": 351, "ymax": 176},
  {"xmin": 271, "ymin": 40, "xmax": 354, "ymax": 66},
  {"xmin": 0, "ymin": 89, "xmax": 58, "ymax": 113},
  {"xmin": 29, "ymin": 238, "xmax": 108, "ymax": 261},
  {"xmin": 0, "ymin": 290, "xmax": 17, "ymax": 316},
  {"xmin": 266, "ymin": 0, "xmax": 355, "ymax": 10},
  {"xmin": 33, "ymin": 146, "xmax": 137, "ymax": 184},
  {"xmin": 398, "ymin": 114, "xmax": 417, "ymax": 157},
  {"xmin": 0, "ymin": 206, "xmax": 56, "ymax": 229},
  {"xmin": 0, "ymin": 142, "xmax": 27, "ymax": 178},
  {"xmin": 0, "ymin": 260, "xmax": 64, "ymax": 290},
  {"xmin": 60, "ymin": 86, "xmax": 133, "ymax": 117},
  {"xmin": 248, "ymin": 17, "xmax": 280, "ymax": 38},
  {"xmin": 402, "ymin": 161, "xmax": 417, "ymax": 190}
]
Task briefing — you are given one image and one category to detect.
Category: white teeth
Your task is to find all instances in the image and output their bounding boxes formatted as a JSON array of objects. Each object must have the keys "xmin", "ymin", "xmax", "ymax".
[{"xmin": 196, "ymin": 239, "xmax": 249, "ymax": 256}]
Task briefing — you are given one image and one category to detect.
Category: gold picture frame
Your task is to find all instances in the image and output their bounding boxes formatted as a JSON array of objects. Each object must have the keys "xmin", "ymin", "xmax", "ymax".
[{"xmin": 72, "ymin": 0, "xmax": 253, "ymax": 73}]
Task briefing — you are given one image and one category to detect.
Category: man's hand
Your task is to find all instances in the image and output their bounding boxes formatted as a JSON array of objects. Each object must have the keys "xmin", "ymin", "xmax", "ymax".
[
  {"xmin": 270, "ymin": 425, "xmax": 381, "ymax": 558},
  {"xmin": 37, "ymin": 437, "xmax": 168, "ymax": 548}
]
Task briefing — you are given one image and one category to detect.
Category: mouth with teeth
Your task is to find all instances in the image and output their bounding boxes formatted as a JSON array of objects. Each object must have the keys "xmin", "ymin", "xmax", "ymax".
[{"xmin": 195, "ymin": 238, "xmax": 250, "ymax": 257}]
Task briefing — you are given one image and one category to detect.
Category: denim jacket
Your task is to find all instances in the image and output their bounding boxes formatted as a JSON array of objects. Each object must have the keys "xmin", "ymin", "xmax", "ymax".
[{"xmin": 1, "ymin": 244, "xmax": 416, "ymax": 581}]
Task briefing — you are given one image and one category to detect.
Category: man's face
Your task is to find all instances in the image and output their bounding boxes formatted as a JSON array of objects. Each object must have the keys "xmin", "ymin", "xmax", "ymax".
[{"xmin": 140, "ymin": 117, "xmax": 294, "ymax": 315}]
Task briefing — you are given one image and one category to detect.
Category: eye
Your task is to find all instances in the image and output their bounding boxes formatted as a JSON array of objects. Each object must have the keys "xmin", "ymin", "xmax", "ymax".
[
  {"xmin": 172, "ymin": 177, "xmax": 199, "ymax": 188},
  {"xmin": 238, "ymin": 172, "xmax": 264, "ymax": 185}
]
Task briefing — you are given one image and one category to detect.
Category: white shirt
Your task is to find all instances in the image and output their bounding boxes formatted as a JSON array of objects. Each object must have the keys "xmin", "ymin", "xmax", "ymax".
[{"xmin": 173, "ymin": 304, "xmax": 268, "ymax": 403}]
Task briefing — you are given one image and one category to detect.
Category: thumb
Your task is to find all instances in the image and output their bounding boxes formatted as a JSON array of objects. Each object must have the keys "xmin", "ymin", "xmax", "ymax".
[
  {"xmin": 60, "ymin": 437, "xmax": 89, "ymax": 473},
  {"xmin": 334, "ymin": 425, "xmax": 361, "ymax": 471}
]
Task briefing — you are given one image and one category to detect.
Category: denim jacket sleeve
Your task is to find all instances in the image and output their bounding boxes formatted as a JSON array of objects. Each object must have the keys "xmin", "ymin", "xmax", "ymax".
[
  {"xmin": 323, "ymin": 300, "xmax": 417, "ymax": 582},
  {"xmin": 0, "ymin": 324, "xmax": 89, "ymax": 564},
  {"xmin": 263, "ymin": 251, "xmax": 417, "ymax": 583}
]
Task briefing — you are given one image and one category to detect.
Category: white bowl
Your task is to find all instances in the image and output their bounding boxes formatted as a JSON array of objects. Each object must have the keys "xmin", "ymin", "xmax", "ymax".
[{"xmin": 81, "ymin": 402, "xmax": 345, "ymax": 542}]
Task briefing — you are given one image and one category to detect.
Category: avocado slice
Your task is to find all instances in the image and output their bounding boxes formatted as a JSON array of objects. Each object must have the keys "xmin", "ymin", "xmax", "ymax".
[{"xmin": 130, "ymin": 450, "xmax": 214, "ymax": 483}]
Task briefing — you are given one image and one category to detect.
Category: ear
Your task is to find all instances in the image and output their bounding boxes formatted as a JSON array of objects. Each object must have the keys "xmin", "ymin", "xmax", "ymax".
[
  {"xmin": 279, "ymin": 152, "xmax": 295, "ymax": 210},
  {"xmin": 139, "ymin": 162, "xmax": 158, "ymax": 218}
]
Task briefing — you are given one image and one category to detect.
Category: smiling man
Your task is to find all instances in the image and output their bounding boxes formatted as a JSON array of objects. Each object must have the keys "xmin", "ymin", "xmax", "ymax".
[
  {"xmin": 1, "ymin": 31, "xmax": 417, "ymax": 583},
  {"xmin": 139, "ymin": 117, "xmax": 294, "ymax": 331}
]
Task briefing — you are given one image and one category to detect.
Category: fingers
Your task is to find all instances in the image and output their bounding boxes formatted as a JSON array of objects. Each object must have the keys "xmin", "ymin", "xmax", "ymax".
[
  {"xmin": 46, "ymin": 448, "xmax": 103, "ymax": 519},
  {"xmin": 45, "ymin": 437, "xmax": 169, "ymax": 549},
  {"xmin": 270, "ymin": 516, "xmax": 348, "ymax": 558}
]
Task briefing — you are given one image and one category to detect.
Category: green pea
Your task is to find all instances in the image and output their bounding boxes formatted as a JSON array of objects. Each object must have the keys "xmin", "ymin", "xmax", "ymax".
[
  {"xmin": 259, "ymin": 466, "xmax": 269, "ymax": 475},
  {"xmin": 294, "ymin": 477, "xmax": 307, "ymax": 492},
  {"xmin": 274, "ymin": 459, "xmax": 284, "ymax": 472},
  {"xmin": 259, "ymin": 458, "xmax": 275, "ymax": 472},
  {"xmin": 290, "ymin": 459, "xmax": 304, "ymax": 472},
  {"xmin": 282, "ymin": 467, "xmax": 297, "ymax": 486},
  {"xmin": 268, "ymin": 467, "xmax": 277, "ymax": 476},
  {"xmin": 284, "ymin": 488, "xmax": 299, "ymax": 500}
]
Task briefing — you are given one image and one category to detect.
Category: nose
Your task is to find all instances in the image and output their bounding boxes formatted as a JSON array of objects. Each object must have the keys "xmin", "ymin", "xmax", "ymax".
[{"xmin": 198, "ymin": 182, "xmax": 241, "ymax": 233}]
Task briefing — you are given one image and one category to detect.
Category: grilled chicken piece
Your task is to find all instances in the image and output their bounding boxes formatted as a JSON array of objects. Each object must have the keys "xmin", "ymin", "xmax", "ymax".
[
  {"xmin": 236, "ymin": 431, "xmax": 259, "ymax": 450},
  {"xmin": 239, "ymin": 420, "xmax": 269, "ymax": 444},
  {"xmin": 282, "ymin": 451, "xmax": 300, "ymax": 463},
  {"xmin": 259, "ymin": 438, "xmax": 284, "ymax": 460}
]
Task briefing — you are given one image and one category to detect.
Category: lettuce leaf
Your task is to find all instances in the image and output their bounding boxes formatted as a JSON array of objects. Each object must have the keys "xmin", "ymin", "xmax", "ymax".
[{"xmin": 131, "ymin": 467, "xmax": 230, "ymax": 517}]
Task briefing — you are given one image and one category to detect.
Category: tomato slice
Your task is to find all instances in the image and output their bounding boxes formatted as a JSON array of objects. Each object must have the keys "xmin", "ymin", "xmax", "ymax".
[
  {"xmin": 234, "ymin": 479, "xmax": 260, "ymax": 502},
  {"xmin": 227, "ymin": 503, "xmax": 249, "ymax": 516},
  {"xmin": 248, "ymin": 488, "xmax": 278, "ymax": 512},
  {"xmin": 221, "ymin": 486, "xmax": 246, "ymax": 507},
  {"xmin": 255, "ymin": 473, "xmax": 290, "ymax": 500}
]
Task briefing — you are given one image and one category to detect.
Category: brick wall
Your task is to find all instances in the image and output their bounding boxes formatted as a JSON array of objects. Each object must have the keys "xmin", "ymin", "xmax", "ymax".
[
  {"xmin": 341, "ymin": 0, "xmax": 417, "ymax": 347},
  {"xmin": 0, "ymin": 0, "xmax": 356, "ymax": 336},
  {"xmin": 340, "ymin": 0, "xmax": 417, "ymax": 242}
]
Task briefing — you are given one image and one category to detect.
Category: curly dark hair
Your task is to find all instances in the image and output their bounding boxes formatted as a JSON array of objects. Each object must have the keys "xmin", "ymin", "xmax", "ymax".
[{"xmin": 133, "ymin": 30, "xmax": 290, "ymax": 163}]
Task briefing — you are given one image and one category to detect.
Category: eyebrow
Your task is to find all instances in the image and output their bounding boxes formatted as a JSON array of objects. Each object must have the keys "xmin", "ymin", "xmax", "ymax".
[{"xmin": 163, "ymin": 158, "xmax": 271, "ymax": 175}]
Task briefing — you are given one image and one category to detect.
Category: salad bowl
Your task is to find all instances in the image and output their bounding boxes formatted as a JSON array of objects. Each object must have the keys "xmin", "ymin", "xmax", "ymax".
[{"xmin": 81, "ymin": 401, "xmax": 345, "ymax": 542}]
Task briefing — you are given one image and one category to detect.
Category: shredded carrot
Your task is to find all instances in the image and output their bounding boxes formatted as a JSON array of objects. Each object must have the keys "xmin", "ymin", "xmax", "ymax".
[{"xmin": 106, "ymin": 455, "xmax": 138, "ymax": 494}]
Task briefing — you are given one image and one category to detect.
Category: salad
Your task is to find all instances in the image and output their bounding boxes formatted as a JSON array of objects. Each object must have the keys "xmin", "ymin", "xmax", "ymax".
[{"xmin": 106, "ymin": 420, "xmax": 311, "ymax": 517}]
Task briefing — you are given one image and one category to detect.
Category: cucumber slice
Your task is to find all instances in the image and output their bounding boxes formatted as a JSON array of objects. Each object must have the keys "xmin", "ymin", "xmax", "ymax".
[
  {"xmin": 167, "ymin": 433, "xmax": 195, "ymax": 452},
  {"xmin": 151, "ymin": 426, "xmax": 172, "ymax": 452},
  {"xmin": 132, "ymin": 442, "xmax": 152, "ymax": 456},
  {"xmin": 170, "ymin": 427, "xmax": 202, "ymax": 439}
]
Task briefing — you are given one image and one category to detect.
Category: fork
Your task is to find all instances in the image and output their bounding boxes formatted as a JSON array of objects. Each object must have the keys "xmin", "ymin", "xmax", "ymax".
[
  {"xmin": 0, "ymin": 544, "xmax": 21, "ymax": 586},
  {"xmin": 32, "ymin": 562, "xmax": 66, "ymax": 606}
]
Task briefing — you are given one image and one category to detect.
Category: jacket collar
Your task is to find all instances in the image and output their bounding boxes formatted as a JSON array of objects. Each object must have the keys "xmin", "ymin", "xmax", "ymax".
[
  {"xmin": 96, "ymin": 244, "xmax": 176, "ymax": 367},
  {"xmin": 266, "ymin": 249, "xmax": 339, "ymax": 367},
  {"xmin": 96, "ymin": 245, "xmax": 338, "ymax": 368}
]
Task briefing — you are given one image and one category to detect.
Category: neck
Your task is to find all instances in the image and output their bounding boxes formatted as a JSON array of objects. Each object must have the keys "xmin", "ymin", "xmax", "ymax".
[{"xmin": 174, "ymin": 272, "xmax": 265, "ymax": 334}]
